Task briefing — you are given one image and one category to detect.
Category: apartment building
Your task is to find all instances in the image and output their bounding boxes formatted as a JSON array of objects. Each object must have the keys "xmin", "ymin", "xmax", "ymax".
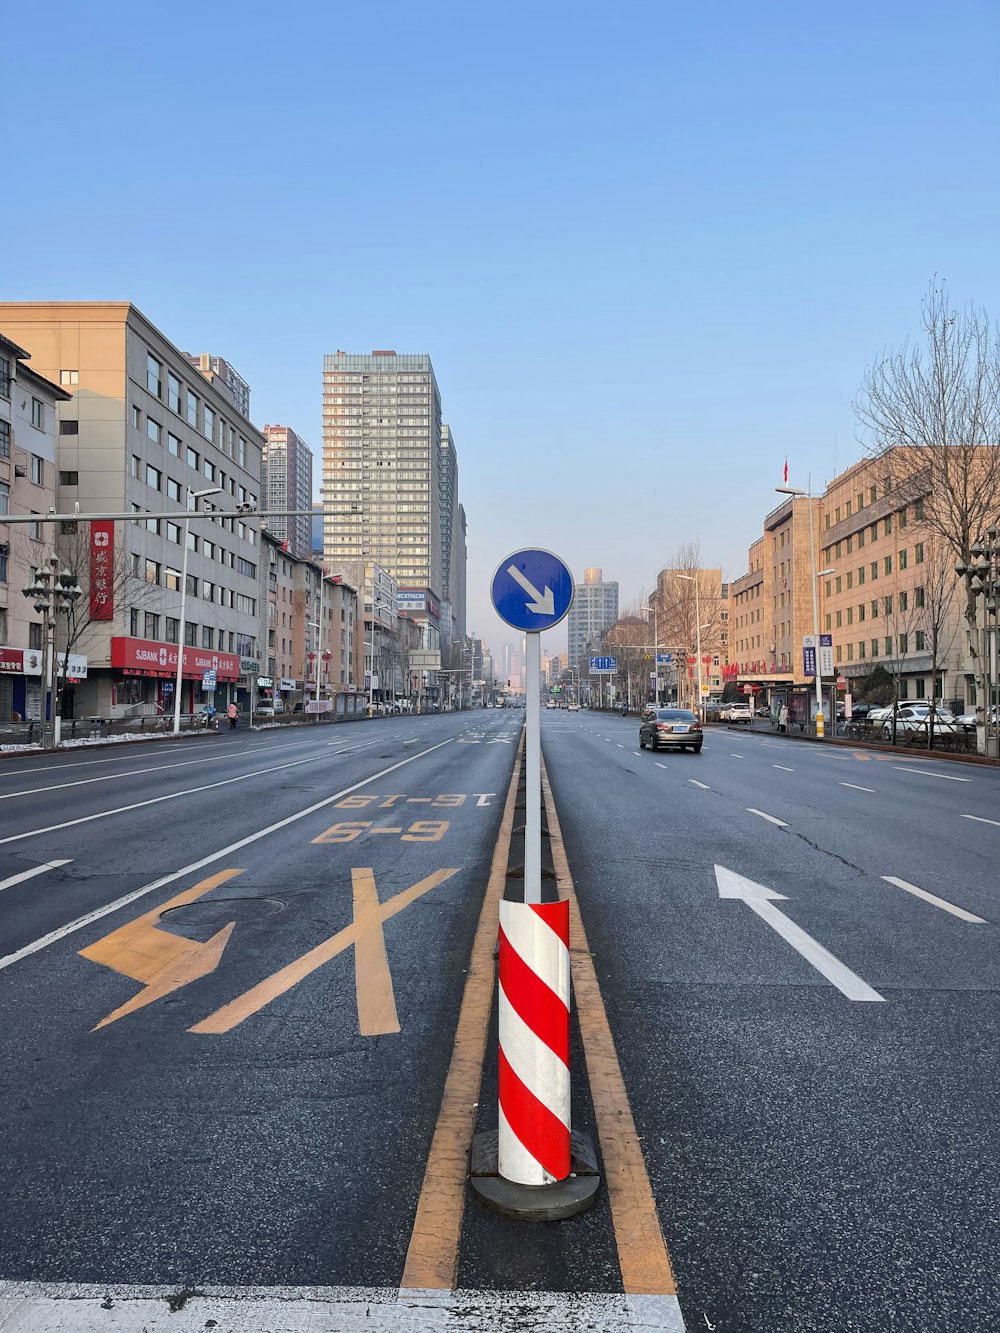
[
  {"xmin": 322, "ymin": 351, "xmax": 452, "ymax": 657},
  {"xmin": 0, "ymin": 303, "xmax": 265, "ymax": 718},
  {"xmin": 567, "ymin": 567, "xmax": 619, "ymax": 669},
  {"xmin": 263, "ymin": 424, "xmax": 313, "ymax": 560},
  {"xmin": 652, "ymin": 566, "xmax": 729, "ymax": 702},
  {"xmin": 0, "ymin": 333, "xmax": 69, "ymax": 722}
]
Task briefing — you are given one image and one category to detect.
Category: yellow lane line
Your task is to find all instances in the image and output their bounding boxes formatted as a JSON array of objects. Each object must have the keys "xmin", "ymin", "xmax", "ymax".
[
  {"xmin": 352, "ymin": 867, "xmax": 401, "ymax": 1036},
  {"xmin": 399, "ymin": 738, "xmax": 524, "ymax": 1291},
  {"xmin": 542, "ymin": 761, "xmax": 679, "ymax": 1299}
]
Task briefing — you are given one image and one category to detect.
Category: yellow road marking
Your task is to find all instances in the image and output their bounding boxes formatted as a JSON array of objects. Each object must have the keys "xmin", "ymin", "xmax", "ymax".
[
  {"xmin": 189, "ymin": 867, "xmax": 458, "ymax": 1036},
  {"xmin": 352, "ymin": 868, "xmax": 400, "ymax": 1036},
  {"xmin": 80, "ymin": 869, "xmax": 244, "ymax": 1031},
  {"xmin": 400, "ymin": 738, "xmax": 523, "ymax": 1291},
  {"xmin": 542, "ymin": 762, "xmax": 678, "ymax": 1298}
]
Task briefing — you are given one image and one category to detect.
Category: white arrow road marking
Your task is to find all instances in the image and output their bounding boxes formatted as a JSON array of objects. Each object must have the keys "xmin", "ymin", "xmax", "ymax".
[
  {"xmin": 961, "ymin": 813, "xmax": 1000, "ymax": 828},
  {"xmin": 0, "ymin": 860, "xmax": 72, "ymax": 894},
  {"xmin": 507, "ymin": 564, "xmax": 555, "ymax": 616},
  {"xmin": 747, "ymin": 808, "xmax": 787, "ymax": 827},
  {"xmin": 881, "ymin": 876, "xmax": 987, "ymax": 923},
  {"xmin": 715, "ymin": 865, "xmax": 884, "ymax": 1002},
  {"xmin": 840, "ymin": 782, "xmax": 876, "ymax": 793}
]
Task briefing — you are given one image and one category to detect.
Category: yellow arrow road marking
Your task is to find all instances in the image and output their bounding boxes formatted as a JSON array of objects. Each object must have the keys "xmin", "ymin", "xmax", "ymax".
[
  {"xmin": 189, "ymin": 867, "xmax": 459, "ymax": 1036},
  {"xmin": 80, "ymin": 869, "xmax": 244, "ymax": 1031}
]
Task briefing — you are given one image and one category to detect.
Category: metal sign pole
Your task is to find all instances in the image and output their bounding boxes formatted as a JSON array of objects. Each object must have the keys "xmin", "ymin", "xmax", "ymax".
[{"xmin": 525, "ymin": 630, "xmax": 541, "ymax": 904}]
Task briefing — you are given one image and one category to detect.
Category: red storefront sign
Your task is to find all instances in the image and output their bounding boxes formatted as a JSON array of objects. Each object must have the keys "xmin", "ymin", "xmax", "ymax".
[
  {"xmin": 90, "ymin": 521, "xmax": 115, "ymax": 621},
  {"xmin": 0, "ymin": 647, "xmax": 43, "ymax": 674},
  {"xmin": 110, "ymin": 638, "xmax": 239, "ymax": 681}
]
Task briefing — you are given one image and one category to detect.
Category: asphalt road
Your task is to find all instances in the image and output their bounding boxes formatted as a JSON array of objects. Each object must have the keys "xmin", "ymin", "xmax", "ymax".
[
  {"xmin": 543, "ymin": 709, "xmax": 1000, "ymax": 1333},
  {"xmin": 2, "ymin": 708, "xmax": 998, "ymax": 1331}
]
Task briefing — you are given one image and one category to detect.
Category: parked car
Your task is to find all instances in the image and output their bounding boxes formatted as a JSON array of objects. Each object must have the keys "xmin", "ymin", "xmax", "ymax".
[
  {"xmin": 955, "ymin": 706, "xmax": 999, "ymax": 732},
  {"xmin": 881, "ymin": 705, "xmax": 959, "ymax": 740},
  {"xmin": 726, "ymin": 703, "xmax": 753, "ymax": 724},
  {"xmin": 639, "ymin": 707, "xmax": 703, "ymax": 753}
]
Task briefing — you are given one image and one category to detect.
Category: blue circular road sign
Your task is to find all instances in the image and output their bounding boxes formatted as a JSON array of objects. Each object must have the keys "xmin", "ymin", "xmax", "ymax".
[{"xmin": 491, "ymin": 548, "xmax": 574, "ymax": 632}]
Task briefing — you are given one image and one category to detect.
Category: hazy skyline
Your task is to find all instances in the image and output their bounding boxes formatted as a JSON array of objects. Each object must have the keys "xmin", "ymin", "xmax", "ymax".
[{"xmin": 5, "ymin": 0, "xmax": 999, "ymax": 664}]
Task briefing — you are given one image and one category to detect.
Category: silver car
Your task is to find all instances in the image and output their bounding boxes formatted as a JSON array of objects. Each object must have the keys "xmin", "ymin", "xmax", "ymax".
[{"xmin": 639, "ymin": 707, "xmax": 703, "ymax": 753}]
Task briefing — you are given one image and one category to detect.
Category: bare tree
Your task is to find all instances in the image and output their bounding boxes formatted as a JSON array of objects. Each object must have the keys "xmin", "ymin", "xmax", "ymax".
[
  {"xmin": 854, "ymin": 280, "xmax": 1000, "ymax": 738},
  {"xmin": 604, "ymin": 600, "xmax": 654, "ymax": 710},
  {"xmin": 649, "ymin": 542, "xmax": 725, "ymax": 708},
  {"xmin": 919, "ymin": 543, "xmax": 959, "ymax": 747}
]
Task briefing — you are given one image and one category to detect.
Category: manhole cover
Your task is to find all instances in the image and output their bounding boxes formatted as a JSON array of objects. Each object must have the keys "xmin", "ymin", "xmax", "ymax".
[{"xmin": 161, "ymin": 897, "xmax": 286, "ymax": 929}]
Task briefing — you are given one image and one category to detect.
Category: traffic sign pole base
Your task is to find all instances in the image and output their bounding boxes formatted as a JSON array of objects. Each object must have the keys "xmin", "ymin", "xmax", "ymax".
[{"xmin": 469, "ymin": 1130, "xmax": 600, "ymax": 1221}]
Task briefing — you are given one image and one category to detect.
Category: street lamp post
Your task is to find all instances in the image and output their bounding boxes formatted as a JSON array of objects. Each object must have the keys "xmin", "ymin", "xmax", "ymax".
[
  {"xmin": 173, "ymin": 485, "xmax": 222, "ymax": 735},
  {"xmin": 956, "ymin": 523, "xmax": 1000, "ymax": 758},
  {"xmin": 775, "ymin": 483, "xmax": 833, "ymax": 740},
  {"xmin": 22, "ymin": 555, "xmax": 83, "ymax": 749}
]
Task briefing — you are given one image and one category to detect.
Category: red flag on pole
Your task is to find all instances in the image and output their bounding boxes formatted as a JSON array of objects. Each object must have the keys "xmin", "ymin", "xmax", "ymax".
[{"xmin": 783, "ymin": 457, "xmax": 789, "ymax": 484}]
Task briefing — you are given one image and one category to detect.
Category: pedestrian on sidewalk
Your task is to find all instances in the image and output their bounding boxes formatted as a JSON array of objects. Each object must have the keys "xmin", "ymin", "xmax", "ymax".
[
  {"xmin": 227, "ymin": 701, "xmax": 239, "ymax": 729},
  {"xmin": 778, "ymin": 703, "xmax": 789, "ymax": 733}
]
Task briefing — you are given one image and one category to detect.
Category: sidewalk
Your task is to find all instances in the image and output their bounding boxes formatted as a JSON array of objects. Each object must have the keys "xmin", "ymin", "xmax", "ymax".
[{"xmin": 712, "ymin": 717, "xmax": 998, "ymax": 767}]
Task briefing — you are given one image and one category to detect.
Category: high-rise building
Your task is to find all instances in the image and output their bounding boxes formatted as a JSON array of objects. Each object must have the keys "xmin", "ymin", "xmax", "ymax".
[
  {"xmin": 438, "ymin": 425, "xmax": 467, "ymax": 642},
  {"xmin": 187, "ymin": 353, "xmax": 251, "ymax": 419},
  {"xmin": 322, "ymin": 350, "xmax": 453, "ymax": 653},
  {"xmin": 567, "ymin": 567, "xmax": 619, "ymax": 669},
  {"xmin": 262, "ymin": 424, "xmax": 313, "ymax": 560}
]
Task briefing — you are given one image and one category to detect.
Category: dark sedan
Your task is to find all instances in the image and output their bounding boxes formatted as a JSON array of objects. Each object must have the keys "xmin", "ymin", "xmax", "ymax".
[{"xmin": 639, "ymin": 707, "xmax": 703, "ymax": 753}]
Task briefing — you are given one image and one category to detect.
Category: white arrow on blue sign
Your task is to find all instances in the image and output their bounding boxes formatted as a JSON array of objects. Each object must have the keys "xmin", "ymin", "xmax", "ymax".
[{"xmin": 491, "ymin": 548, "xmax": 574, "ymax": 632}]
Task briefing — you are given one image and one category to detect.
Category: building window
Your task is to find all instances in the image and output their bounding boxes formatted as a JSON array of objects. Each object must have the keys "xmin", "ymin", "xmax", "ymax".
[
  {"xmin": 29, "ymin": 622, "xmax": 43, "ymax": 650},
  {"xmin": 144, "ymin": 559, "xmax": 160, "ymax": 584},
  {"xmin": 898, "ymin": 633, "xmax": 908, "ymax": 654},
  {"xmin": 0, "ymin": 357, "xmax": 9, "ymax": 398},
  {"xmin": 59, "ymin": 369, "xmax": 79, "ymax": 386},
  {"xmin": 186, "ymin": 390, "xmax": 198, "ymax": 427},
  {"xmin": 186, "ymin": 446, "xmax": 200, "ymax": 470},
  {"xmin": 858, "ymin": 641, "xmax": 866, "ymax": 658},
  {"xmin": 202, "ymin": 626, "xmax": 214, "ymax": 649},
  {"xmin": 145, "ymin": 463, "xmax": 161, "ymax": 490},
  {"xmin": 166, "ymin": 478, "xmax": 181, "ymax": 502},
  {"xmin": 203, "ymin": 406, "xmax": 215, "ymax": 442},
  {"xmin": 915, "ymin": 543, "xmax": 924, "ymax": 563},
  {"xmin": 165, "ymin": 617, "xmax": 179, "ymax": 642},
  {"xmin": 899, "ymin": 508, "xmax": 907, "ymax": 529},
  {"xmin": 147, "ymin": 417, "xmax": 161, "ymax": 445},
  {"xmin": 916, "ymin": 630, "xmax": 926, "ymax": 651},
  {"xmin": 884, "ymin": 514, "xmax": 893, "ymax": 536},
  {"xmin": 885, "ymin": 637, "xmax": 893, "ymax": 656},
  {"xmin": 914, "ymin": 499, "xmax": 925, "ymax": 520},
  {"xmin": 59, "ymin": 471, "xmax": 79, "ymax": 486},
  {"xmin": 144, "ymin": 612, "xmax": 160, "ymax": 639},
  {"xmin": 185, "ymin": 622, "xmax": 197, "ymax": 646},
  {"xmin": 899, "ymin": 590, "xmax": 908, "ymax": 610},
  {"xmin": 31, "ymin": 398, "xmax": 44, "ymax": 429},
  {"xmin": 31, "ymin": 455, "xmax": 43, "ymax": 485},
  {"xmin": 898, "ymin": 548, "xmax": 908, "ymax": 569},
  {"xmin": 59, "ymin": 419, "xmax": 79, "ymax": 435},
  {"xmin": 0, "ymin": 420, "xmax": 10, "ymax": 458},
  {"xmin": 146, "ymin": 354, "xmax": 162, "ymax": 397},
  {"xmin": 915, "ymin": 585, "xmax": 925, "ymax": 608},
  {"xmin": 871, "ymin": 639, "xmax": 879, "ymax": 657},
  {"xmin": 871, "ymin": 562, "xmax": 878, "ymax": 581},
  {"xmin": 859, "ymin": 603, "xmax": 866, "ymax": 621},
  {"xmin": 203, "ymin": 459, "xmax": 216, "ymax": 483},
  {"xmin": 898, "ymin": 677, "xmax": 908, "ymax": 700},
  {"xmin": 871, "ymin": 600, "xmax": 879, "ymax": 618},
  {"xmin": 167, "ymin": 432, "xmax": 181, "ymax": 457},
  {"xmin": 132, "ymin": 405, "xmax": 141, "ymax": 429},
  {"xmin": 884, "ymin": 555, "xmax": 893, "ymax": 575},
  {"xmin": 884, "ymin": 594, "xmax": 893, "ymax": 615},
  {"xmin": 858, "ymin": 565, "xmax": 866, "ymax": 585},
  {"xmin": 167, "ymin": 373, "xmax": 181, "ymax": 413}
]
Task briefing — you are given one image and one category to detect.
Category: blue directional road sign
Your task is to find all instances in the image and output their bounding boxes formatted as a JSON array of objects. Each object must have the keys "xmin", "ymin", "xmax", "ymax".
[
  {"xmin": 589, "ymin": 656, "xmax": 619, "ymax": 674},
  {"xmin": 656, "ymin": 653, "xmax": 672, "ymax": 666},
  {"xmin": 491, "ymin": 548, "xmax": 574, "ymax": 632}
]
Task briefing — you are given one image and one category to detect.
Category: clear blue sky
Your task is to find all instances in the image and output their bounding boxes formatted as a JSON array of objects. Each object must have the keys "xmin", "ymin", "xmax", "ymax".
[{"xmin": 7, "ymin": 0, "xmax": 999, "ymax": 662}]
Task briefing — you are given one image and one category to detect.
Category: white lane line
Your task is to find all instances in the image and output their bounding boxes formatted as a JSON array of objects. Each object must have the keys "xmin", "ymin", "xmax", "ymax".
[
  {"xmin": 655, "ymin": 762, "xmax": 669, "ymax": 769},
  {"xmin": 773, "ymin": 765, "xmax": 795, "ymax": 772},
  {"xmin": 0, "ymin": 860, "xmax": 72, "ymax": 894},
  {"xmin": 0, "ymin": 1282, "xmax": 686, "ymax": 1332},
  {"xmin": 881, "ymin": 875, "xmax": 987, "ymax": 924},
  {"xmin": 962, "ymin": 813, "xmax": 1000, "ymax": 828},
  {"xmin": 893, "ymin": 767, "xmax": 971, "ymax": 782},
  {"xmin": 0, "ymin": 744, "xmax": 288, "ymax": 801},
  {"xmin": 689, "ymin": 779, "xmax": 711, "ymax": 790},
  {"xmin": 840, "ymin": 782, "xmax": 876, "ymax": 793},
  {"xmin": 747, "ymin": 808, "xmax": 788, "ymax": 827},
  {"xmin": 0, "ymin": 737, "xmax": 456, "ymax": 973},
  {"xmin": 616, "ymin": 743, "xmax": 625, "ymax": 748},
  {"xmin": 730, "ymin": 753, "xmax": 743, "ymax": 758},
  {"xmin": 633, "ymin": 751, "xmax": 642, "ymax": 757}
]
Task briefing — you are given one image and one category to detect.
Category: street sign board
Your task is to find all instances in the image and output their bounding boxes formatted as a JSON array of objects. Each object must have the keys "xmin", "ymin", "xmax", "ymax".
[
  {"xmin": 202, "ymin": 669, "xmax": 217, "ymax": 691},
  {"xmin": 656, "ymin": 653, "xmax": 672, "ymax": 666},
  {"xmin": 589, "ymin": 656, "xmax": 618, "ymax": 674},
  {"xmin": 410, "ymin": 650, "xmax": 441, "ymax": 669},
  {"xmin": 491, "ymin": 548, "xmax": 574, "ymax": 632},
  {"xmin": 819, "ymin": 634, "xmax": 834, "ymax": 676}
]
